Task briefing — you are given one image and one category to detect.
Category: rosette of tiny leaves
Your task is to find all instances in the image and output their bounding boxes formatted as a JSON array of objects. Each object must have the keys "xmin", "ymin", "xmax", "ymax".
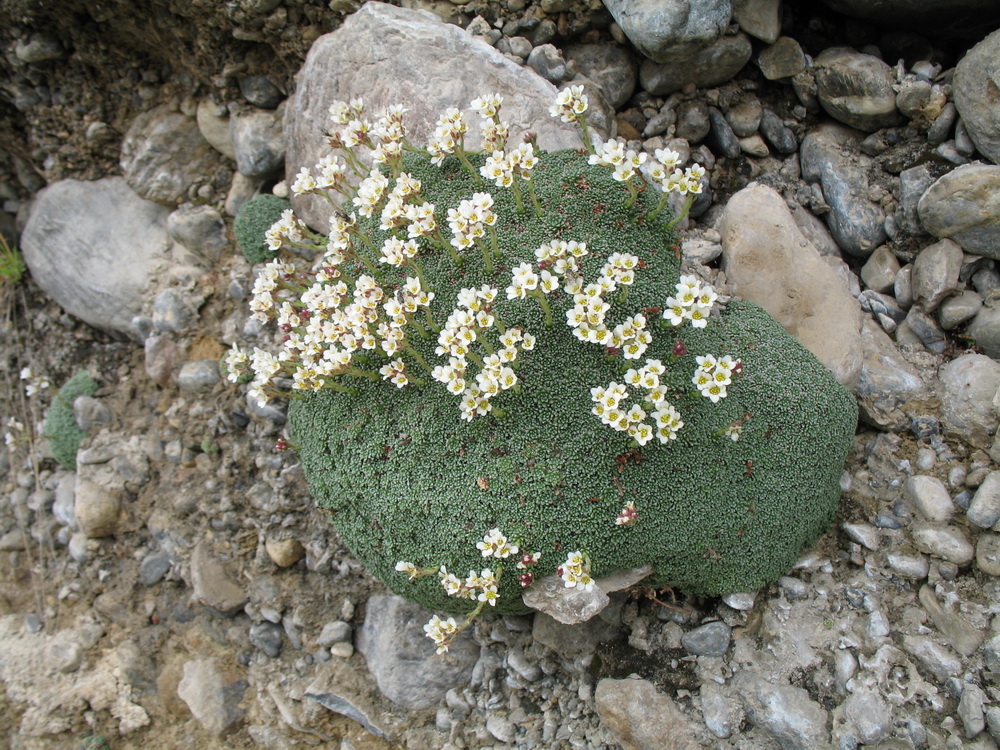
[{"xmin": 234, "ymin": 194, "xmax": 293, "ymax": 264}]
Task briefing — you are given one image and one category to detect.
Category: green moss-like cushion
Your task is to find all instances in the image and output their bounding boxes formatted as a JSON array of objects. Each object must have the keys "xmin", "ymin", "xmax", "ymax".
[
  {"xmin": 289, "ymin": 150, "xmax": 857, "ymax": 614},
  {"xmin": 44, "ymin": 371, "xmax": 98, "ymax": 469},
  {"xmin": 234, "ymin": 194, "xmax": 291, "ymax": 264}
]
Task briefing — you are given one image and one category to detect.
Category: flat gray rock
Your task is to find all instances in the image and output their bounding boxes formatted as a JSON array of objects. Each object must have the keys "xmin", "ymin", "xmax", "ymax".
[
  {"xmin": 602, "ymin": 0, "xmax": 732, "ymax": 64},
  {"xmin": 720, "ymin": 183, "xmax": 863, "ymax": 389},
  {"xmin": 733, "ymin": 671, "xmax": 830, "ymax": 750},
  {"xmin": 20, "ymin": 177, "xmax": 182, "ymax": 340},
  {"xmin": 357, "ymin": 594, "xmax": 477, "ymax": 710},
  {"xmin": 917, "ymin": 163, "xmax": 1000, "ymax": 258},
  {"xmin": 953, "ymin": 28, "xmax": 1000, "ymax": 165},
  {"xmin": 284, "ymin": 2, "xmax": 608, "ymax": 231}
]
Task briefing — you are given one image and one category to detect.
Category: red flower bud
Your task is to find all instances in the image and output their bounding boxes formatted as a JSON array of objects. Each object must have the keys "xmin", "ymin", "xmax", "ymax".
[
  {"xmin": 518, "ymin": 572, "xmax": 534, "ymax": 587},
  {"xmin": 672, "ymin": 340, "xmax": 687, "ymax": 356}
]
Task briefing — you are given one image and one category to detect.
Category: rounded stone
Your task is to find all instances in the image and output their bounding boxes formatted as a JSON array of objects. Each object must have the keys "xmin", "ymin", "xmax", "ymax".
[
  {"xmin": 813, "ymin": 48, "xmax": 902, "ymax": 132},
  {"xmin": 639, "ymin": 34, "xmax": 753, "ymax": 96},
  {"xmin": 910, "ymin": 522, "xmax": 974, "ymax": 565},
  {"xmin": 968, "ymin": 471, "xmax": 1000, "ymax": 528},
  {"xmin": 681, "ymin": 620, "xmax": 731, "ymax": 656},
  {"xmin": 938, "ymin": 290, "xmax": 983, "ymax": 331},
  {"xmin": 953, "ymin": 28, "xmax": 1000, "ymax": 165},
  {"xmin": 177, "ymin": 361, "xmax": 221, "ymax": 393},
  {"xmin": 74, "ymin": 478, "xmax": 122, "ymax": 539},
  {"xmin": 938, "ymin": 353, "xmax": 1000, "ymax": 448},
  {"xmin": 903, "ymin": 475, "xmax": 955, "ymax": 522},
  {"xmin": 265, "ymin": 537, "xmax": 305, "ymax": 568},
  {"xmin": 976, "ymin": 533, "xmax": 1000, "ymax": 577},
  {"xmin": 918, "ymin": 164, "xmax": 1000, "ymax": 258},
  {"xmin": 757, "ymin": 37, "xmax": 806, "ymax": 80}
]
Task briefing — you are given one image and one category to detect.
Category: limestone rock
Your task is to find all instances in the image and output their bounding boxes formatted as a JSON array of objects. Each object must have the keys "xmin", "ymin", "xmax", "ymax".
[
  {"xmin": 20, "ymin": 178, "xmax": 182, "ymax": 340},
  {"xmin": 938, "ymin": 353, "xmax": 1000, "ymax": 448},
  {"xmin": 917, "ymin": 164, "xmax": 1000, "ymax": 258},
  {"xmin": 595, "ymin": 678, "xmax": 701, "ymax": 750},
  {"xmin": 813, "ymin": 48, "xmax": 902, "ymax": 132},
  {"xmin": 733, "ymin": 671, "xmax": 831, "ymax": 749},
  {"xmin": 284, "ymin": 2, "xmax": 609, "ymax": 231},
  {"xmin": 720, "ymin": 183, "xmax": 863, "ymax": 389},
  {"xmin": 563, "ymin": 42, "xmax": 637, "ymax": 110},
  {"xmin": 953, "ymin": 28, "xmax": 1000, "ymax": 165},
  {"xmin": 120, "ymin": 105, "xmax": 219, "ymax": 205},
  {"xmin": 522, "ymin": 565, "xmax": 650, "ymax": 625},
  {"xmin": 189, "ymin": 542, "xmax": 248, "ymax": 616},
  {"xmin": 911, "ymin": 238, "xmax": 963, "ymax": 312},
  {"xmin": 602, "ymin": 0, "xmax": 732, "ymax": 64},
  {"xmin": 74, "ymin": 478, "xmax": 122, "ymax": 539},
  {"xmin": 177, "ymin": 658, "xmax": 247, "ymax": 735}
]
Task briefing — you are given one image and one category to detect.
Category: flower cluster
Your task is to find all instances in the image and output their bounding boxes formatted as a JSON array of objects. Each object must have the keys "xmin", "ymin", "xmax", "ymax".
[
  {"xmin": 20, "ymin": 366, "xmax": 50, "ymax": 398},
  {"xmin": 446, "ymin": 192, "xmax": 496, "ymax": 251},
  {"xmin": 432, "ymin": 287, "xmax": 534, "ymax": 420},
  {"xmin": 480, "ymin": 143, "xmax": 539, "ymax": 188},
  {"xmin": 615, "ymin": 501, "xmax": 637, "ymax": 527},
  {"xmin": 590, "ymin": 359, "xmax": 684, "ymax": 446},
  {"xmin": 428, "ymin": 107, "xmax": 468, "ymax": 165},
  {"xmin": 398, "ymin": 528, "xmax": 541, "ymax": 653},
  {"xmin": 589, "ymin": 139, "xmax": 646, "ymax": 183},
  {"xmin": 647, "ymin": 149, "xmax": 705, "ymax": 196},
  {"xmin": 557, "ymin": 550, "xmax": 595, "ymax": 591},
  {"xmin": 692, "ymin": 354, "xmax": 741, "ymax": 403},
  {"xmin": 548, "ymin": 84, "xmax": 588, "ymax": 123},
  {"xmin": 663, "ymin": 275, "xmax": 718, "ymax": 329}
]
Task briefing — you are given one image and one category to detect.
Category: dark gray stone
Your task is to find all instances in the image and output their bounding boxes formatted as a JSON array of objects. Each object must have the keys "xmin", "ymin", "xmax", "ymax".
[
  {"xmin": 927, "ymin": 102, "xmax": 957, "ymax": 145},
  {"xmin": 675, "ymin": 100, "xmax": 711, "ymax": 143},
  {"xmin": 639, "ymin": 33, "xmax": 752, "ymax": 96},
  {"xmin": 239, "ymin": 76, "xmax": 284, "ymax": 109},
  {"xmin": 898, "ymin": 165, "xmax": 935, "ymax": 235},
  {"xmin": 725, "ymin": 97, "xmax": 762, "ymax": 137},
  {"xmin": 708, "ymin": 106, "xmax": 740, "ymax": 158},
  {"xmin": 904, "ymin": 307, "xmax": 947, "ymax": 354},
  {"xmin": 939, "ymin": 290, "xmax": 982, "ymax": 330},
  {"xmin": 602, "ymin": 0, "xmax": 731, "ymax": 64},
  {"xmin": 681, "ymin": 620, "xmax": 731, "ymax": 656},
  {"xmin": 759, "ymin": 107, "xmax": 797, "ymax": 154},
  {"xmin": 968, "ymin": 304, "xmax": 1000, "ymax": 360},
  {"xmin": 139, "ymin": 552, "xmax": 172, "ymax": 585},
  {"xmin": 152, "ymin": 289, "xmax": 195, "ymax": 333},
  {"xmin": 177, "ymin": 361, "xmax": 221, "ymax": 393},
  {"xmin": 563, "ymin": 43, "xmax": 637, "ymax": 110},
  {"xmin": 800, "ymin": 125, "xmax": 886, "ymax": 257},
  {"xmin": 249, "ymin": 621, "xmax": 284, "ymax": 658}
]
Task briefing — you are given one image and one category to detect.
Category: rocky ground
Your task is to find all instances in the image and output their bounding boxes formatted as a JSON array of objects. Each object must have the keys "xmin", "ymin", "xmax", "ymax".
[{"xmin": 2, "ymin": 0, "xmax": 1000, "ymax": 748}]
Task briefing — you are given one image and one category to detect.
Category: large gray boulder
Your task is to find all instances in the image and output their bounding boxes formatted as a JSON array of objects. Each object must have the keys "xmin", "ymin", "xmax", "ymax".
[
  {"xmin": 602, "ymin": 0, "xmax": 732, "ymax": 63},
  {"xmin": 284, "ymin": 2, "xmax": 610, "ymax": 231},
  {"xmin": 20, "ymin": 177, "xmax": 185, "ymax": 340},
  {"xmin": 917, "ymin": 163, "xmax": 1000, "ymax": 258},
  {"xmin": 954, "ymin": 29, "xmax": 1000, "ymax": 165},
  {"xmin": 720, "ymin": 183, "xmax": 864, "ymax": 390}
]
